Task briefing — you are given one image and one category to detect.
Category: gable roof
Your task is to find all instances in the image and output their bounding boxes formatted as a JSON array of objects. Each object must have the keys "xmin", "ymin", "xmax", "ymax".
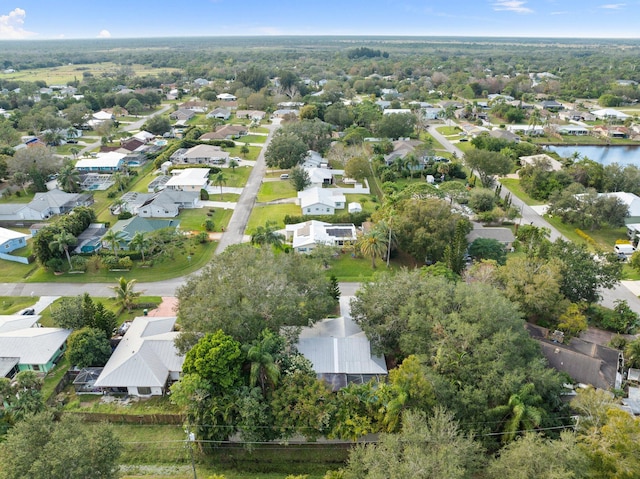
[
  {"xmin": 94, "ymin": 316, "xmax": 184, "ymax": 389},
  {"xmin": 285, "ymin": 220, "xmax": 357, "ymax": 249},
  {"xmin": 600, "ymin": 192, "xmax": 640, "ymax": 216},
  {"xmin": 109, "ymin": 216, "xmax": 180, "ymax": 241},
  {"xmin": 298, "ymin": 187, "xmax": 345, "ymax": 209},
  {"xmin": 0, "ymin": 315, "xmax": 40, "ymax": 333},
  {"xmin": 0, "ymin": 227, "xmax": 28, "ymax": 245},
  {"xmin": 0, "ymin": 327, "xmax": 71, "ymax": 365}
]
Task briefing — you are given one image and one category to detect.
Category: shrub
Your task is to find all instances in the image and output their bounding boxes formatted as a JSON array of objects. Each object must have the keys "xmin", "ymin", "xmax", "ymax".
[
  {"xmin": 85, "ymin": 255, "xmax": 103, "ymax": 273},
  {"xmin": 118, "ymin": 256, "xmax": 133, "ymax": 270},
  {"xmin": 101, "ymin": 255, "xmax": 119, "ymax": 269},
  {"xmin": 70, "ymin": 256, "xmax": 87, "ymax": 272},
  {"xmin": 117, "ymin": 211, "xmax": 133, "ymax": 220},
  {"xmin": 46, "ymin": 258, "xmax": 65, "ymax": 272},
  {"xmin": 203, "ymin": 219, "xmax": 215, "ymax": 232},
  {"xmin": 200, "ymin": 188, "xmax": 209, "ymax": 200},
  {"xmin": 196, "ymin": 232, "xmax": 209, "ymax": 243}
]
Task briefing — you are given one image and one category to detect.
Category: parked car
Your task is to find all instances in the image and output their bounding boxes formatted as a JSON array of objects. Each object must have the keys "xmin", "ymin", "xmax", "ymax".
[{"xmin": 21, "ymin": 308, "xmax": 35, "ymax": 315}]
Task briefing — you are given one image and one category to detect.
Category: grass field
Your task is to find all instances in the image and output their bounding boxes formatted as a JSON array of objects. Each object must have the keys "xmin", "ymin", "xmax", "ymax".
[
  {"xmin": 436, "ymin": 126, "xmax": 462, "ymax": 135},
  {"xmin": 0, "ymin": 296, "xmax": 38, "ymax": 314},
  {"xmin": 544, "ymin": 215, "xmax": 628, "ymax": 251},
  {"xmin": 178, "ymin": 208, "xmax": 233, "ymax": 232},
  {"xmin": 256, "ymin": 181, "xmax": 297, "ymax": 202},
  {"xmin": 223, "ymin": 165, "xmax": 253, "ymax": 187},
  {"xmin": 226, "ymin": 145, "xmax": 261, "ymax": 161},
  {"xmin": 246, "ymin": 204, "xmax": 301, "ymax": 233},
  {"xmin": 2, "ymin": 62, "xmax": 179, "ymax": 85},
  {"xmin": 237, "ymin": 135, "xmax": 267, "ymax": 144}
]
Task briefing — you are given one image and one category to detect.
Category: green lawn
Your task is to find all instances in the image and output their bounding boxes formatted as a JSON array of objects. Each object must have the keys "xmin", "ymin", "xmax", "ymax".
[
  {"xmin": 0, "ymin": 296, "xmax": 38, "ymax": 314},
  {"xmin": 41, "ymin": 355, "xmax": 70, "ymax": 401},
  {"xmin": 0, "ymin": 259, "xmax": 39, "ymax": 282},
  {"xmin": 499, "ymin": 178, "xmax": 545, "ymax": 206},
  {"xmin": 246, "ymin": 204, "xmax": 301, "ymax": 233},
  {"xmin": 206, "ymin": 192, "xmax": 241, "ymax": 203},
  {"xmin": 178, "ymin": 207, "xmax": 233, "ymax": 232},
  {"xmin": 257, "ymin": 181, "xmax": 297, "ymax": 202},
  {"xmin": 28, "ymin": 240, "xmax": 217, "ymax": 283},
  {"xmin": 223, "ymin": 165, "xmax": 252, "ymax": 187},
  {"xmin": 0, "ymin": 190, "xmax": 35, "ymax": 204},
  {"xmin": 455, "ymin": 141, "xmax": 474, "ymax": 153},
  {"xmin": 237, "ymin": 134, "xmax": 267, "ymax": 144},
  {"xmin": 225, "ymin": 145, "xmax": 261, "ymax": 161},
  {"xmin": 543, "ymin": 215, "xmax": 628, "ymax": 251},
  {"xmin": 420, "ymin": 132, "xmax": 445, "ymax": 150},
  {"xmin": 436, "ymin": 126, "xmax": 462, "ymax": 135}
]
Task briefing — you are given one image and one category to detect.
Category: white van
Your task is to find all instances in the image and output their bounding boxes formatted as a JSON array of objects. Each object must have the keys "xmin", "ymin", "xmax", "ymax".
[
  {"xmin": 279, "ymin": 173, "xmax": 289, "ymax": 180},
  {"xmin": 614, "ymin": 244, "xmax": 636, "ymax": 260}
]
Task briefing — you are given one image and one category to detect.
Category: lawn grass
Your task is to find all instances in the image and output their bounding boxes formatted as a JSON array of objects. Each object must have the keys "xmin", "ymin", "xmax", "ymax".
[
  {"xmin": 0, "ymin": 296, "xmax": 38, "ymax": 314},
  {"xmin": 0, "ymin": 259, "xmax": 39, "ymax": 282},
  {"xmin": 0, "ymin": 190, "xmax": 35, "ymax": 204},
  {"xmin": 256, "ymin": 181, "xmax": 297, "ymax": 202},
  {"xmin": 65, "ymin": 394, "xmax": 181, "ymax": 414},
  {"xmin": 455, "ymin": 141, "xmax": 474, "ymax": 153},
  {"xmin": 237, "ymin": 135, "xmax": 267, "ymax": 144},
  {"xmin": 223, "ymin": 165, "xmax": 253, "ymax": 187},
  {"xmin": 206, "ymin": 192, "xmax": 241, "ymax": 203},
  {"xmin": 225, "ymin": 145, "xmax": 261, "ymax": 161},
  {"xmin": 178, "ymin": 207, "xmax": 233, "ymax": 232},
  {"xmin": 543, "ymin": 215, "xmax": 628, "ymax": 251},
  {"xmin": 436, "ymin": 126, "xmax": 462, "ymax": 135},
  {"xmin": 246, "ymin": 204, "xmax": 301, "ymax": 233},
  {"xmin": 41, "ymin": 355, "xmax": 70, "ymax": 401},
  {"xmin": 500, "ymin": 178, "xmax": 545, "ymax": 206},
  {"xmin": 27, "ymin": 240, "xmax": 217, "ymax": 283}
]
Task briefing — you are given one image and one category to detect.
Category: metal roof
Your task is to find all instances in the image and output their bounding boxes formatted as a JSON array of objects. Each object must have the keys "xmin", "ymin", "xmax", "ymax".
[{"xmin": 0, "ymin": 327, "xmax": 71, "ymax": 365}]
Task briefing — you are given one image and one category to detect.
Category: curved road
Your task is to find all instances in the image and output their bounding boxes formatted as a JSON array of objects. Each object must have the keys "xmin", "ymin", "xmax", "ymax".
[{"xmin": 429, "ymin": 123, "xmax": 640, "ymax": 314}]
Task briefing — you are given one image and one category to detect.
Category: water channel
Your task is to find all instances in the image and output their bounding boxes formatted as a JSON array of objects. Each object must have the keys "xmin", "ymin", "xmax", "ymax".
[{"xmin": 546, "ymin": 145, "xmax": 640, "ymax": 166}]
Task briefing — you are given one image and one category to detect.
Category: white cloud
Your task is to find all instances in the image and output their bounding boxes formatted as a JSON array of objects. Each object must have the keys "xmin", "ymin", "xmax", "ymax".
[
  {"xmin": 97, "ymin": 29, "xmax": 111, "ymax": 38},
  {"xmin": 550, "ymin": 11, "xmax": 568, "ymax": 15},
  {"xmin": 599, "ymin": 3, "xmax": 625, "ymax": 9},
  {"xmin": 492, "ymin": 1, "xmax": 534, "ymax": 14},
  {"xmin": 0, "ymin": 8, "xmax": 35, "ymax": 39}
]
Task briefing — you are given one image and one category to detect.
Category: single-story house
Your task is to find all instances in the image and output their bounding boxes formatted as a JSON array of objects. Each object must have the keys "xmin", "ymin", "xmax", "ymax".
[
  {"xmin": 489, "ymin": 129, "xmax": 520, "ymax": 142},
  {"xmin": 558, "ymin": 110, "xmax": 596, "ymax": 122},
  {"xmin": 165, "ymin": 168, "xmax": 210, "ymax": 192},
  {"xmin": 525, "ymin": 323, "xmax": 623, "ymax": 390},
  {"xmin": 200, "ymin": 124, "xmax": 247, "ymax": 141},
  {"xmin": 132, "ymin": 130, "xmax": 155, "ymax": 143},
  {"xmin": 193, "ymin": 78, "xmax": 210, "ymax": 87},
  {"xmin": 106, "ymin": 216, "xmax": 180, "ymax": 246},
  {"xmin": 0, "ymin": 189, "xmax": 94, "ymax": 222},
  {"xmin": 296, "ymin": 296, "xmax": 387, "ymax": 391},
  {"xmin": 306, "ymin": 167, "xmax": 334, "ymax": 186},
  {"xmin": 467, "ymin": 225, "xmax": 515, "ymax": 250},
  {"xmin": 284, "ymin": 221, "xmax": 357, "ymax": 253},
  {"xmin": 460, "ymin": 123, "xmax": 489, "ymax": 138},
  {"xmin": 171, "ymin": 144, "xmax": 229, "ymax": 165},
  {"xmin": 0, "ymin": 227, "xmax": 28, "ymax": 254},
  {"xmin": 383, "ymin": 139, "xmax": 423, "ymax": 167},
  {"xmin": 75, "ymin": 152, "xmax": 126, "ymax": 172},
  {"xmin": 539, "ymin": 100, "xmax": 564, "ymax": 110},
  {"xmin": 302, "ymin": 150, "xmax": 329, "ymax": 169},
  {"xmin": 94, "ymin": 316, "xmax": 185, "ymax": 396},
  {"xmin": 206, "ymin": 107, "xmax": 231, "ymax": 120},
  {"xmin": 272, "ymin": 109, "xmax": 298, "ymax": 118},
  {"xmin": 216, "ymin": 93, "xmax": 237, "ymax": 101},
  {"xmin": 593, "ymin": 126, "xmax": 628, "ymax": 139},
  {"xmin": 138, "ymin": 190, "xmax": 199, "ymax": 218},
  {"xmin": 423, "ymin": 107, "xmax": 443, "ymax": 120},
  {"xmin": 382, "ymin": 108, "xmax": 412, "ymax": 116},
  {"xmin": 169, "ymin": 109, "xmax": 195, "ymax": 122},
  {"xmin": 600, "ymin": 192, "xmax": 640, "ymax": 217},
  {"xmin": 0, "ymin": 318, "xmax": 70, "ymax": 377},
  {"xmin": 507, "ymin": 125, "xmax": 545, "ymax": 136},
  {"xmin": 519, "ymin": 153, "xmax": 563, "ymax": 172},
  {"xmin": 235, "ymin": 110, "xmax": 266, "ymax": 121},
  {"xmin": 179, "ymin": 100, "xmax": 209, "ymax": 113},
  {"xmin": 298, "ymin": 187, "xmax": 346, "ymax": 215},
  {"xmin": 555, "ymin": 125, "xmax": 590, "ymax": 136},
  {"xmin": 148, "ymin": 175, "xmax": 171, "ymax": 192},
  {"xmin": 591, "ymin": 108, "xmax": 630, "ymax": 121}
]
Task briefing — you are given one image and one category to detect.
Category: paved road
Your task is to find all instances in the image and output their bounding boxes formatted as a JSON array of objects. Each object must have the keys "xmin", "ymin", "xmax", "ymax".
[
  {"xmin": 430, "ymin": 122, "xmax": 640, "ymax": 314},
  {"xmin": 215, "ymin": 119, "xmax": 281, "ymax": 253}
]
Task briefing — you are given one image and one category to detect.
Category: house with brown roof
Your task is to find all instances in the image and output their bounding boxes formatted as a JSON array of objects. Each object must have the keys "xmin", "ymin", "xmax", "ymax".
[{"xmin": 200, "ymin": 124, "xmax": 248, "ymax": 141}]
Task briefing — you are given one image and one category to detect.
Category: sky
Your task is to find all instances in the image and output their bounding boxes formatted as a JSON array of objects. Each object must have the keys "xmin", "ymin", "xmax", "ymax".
[{"xmin": 1, "ymin": 0, "xmax": 640, "ymax": 40}]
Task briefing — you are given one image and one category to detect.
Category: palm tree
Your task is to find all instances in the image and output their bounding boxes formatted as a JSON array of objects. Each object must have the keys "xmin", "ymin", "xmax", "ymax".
[
  {"xmin": 528, "ymin": 109, "xmax": 541, "ymax": 135},
  {"xmin": 102, "ymin": 230, "xmax": 127, "ymax": 258},
  {"xmin": 129, "ymin": 231, "xmax": 149, "ymax": 262},
  {"xmin": 57, "ymin": 164, "xmax": 81, "ymax": 193},
  {"xmin": 228, "ymin": 158, "xmax": 239, "ymax": 170},
  {"xmin": 112, "ymin": 172, "xmax": 128, "ymax": 192},
  {"xmin": 49, "ymin": 231, "xmax": 77, "ymax": 270},
  {"xmin": 240, "ymin": 144, "xmax": 250, "ymax": 158},
  {"xmin": 357, "ymin": 228, "xmax": 389, "ymax": 269},
  {"xmin": 490, "ymin": 383, "xmax": 544, "ymax": 443},
  {"xmin": 69, "ymin": 146, "xmax": 80, "ymax": 159},
  {"xmin": 243, "ymin": 330, "xmax": 281, "ymax": 395},
  {"xmin": 250, "ymin": 221, "xmax": 284, "ymax": 250},
  {"xmin": 436, "ymin": 162, "xmax": 450, "ymax": 181},
  {"xmin": 625, "ymin": 339, "xmax": 640, "ymax": 369},
  {"xmin": 213, "ymin": 172, "xmax": 227, "ymax": 200},
  {"xmin": 111, "ymin": 277, "xmax": 143, "ymax": 312}
]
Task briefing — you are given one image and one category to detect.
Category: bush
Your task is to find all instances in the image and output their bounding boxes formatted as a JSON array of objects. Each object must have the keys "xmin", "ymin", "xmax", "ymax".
[
  {"xmin": 117, "ymin": 211, "xmax": 133, "ymax": 220},
  {"xmin": 70, "ymin": 256, "xmax": 87, "ymax": 272},
  {"xmin": 203, "ymin": 219, "xmax": 215, "ymax": 232},
  {"xmin": 284, "ymin": 211, "xmax": 370, "ymax": 227},
  {"xmin": 46, "ymin": 258, "xmax": 65, "ymax": 272},
  {"xmin": 101, "ymin": 255, "xmax": 119, "ymax": 269},
  {"xmin": 200, "ymin": 188, "xmax": 209, "ymax": 200},
  {"xmin": 85, "ymin": 255, "xmax": 103, "ymax": 273},
  {"xmin": 118, "ymin": 256, "xmax": 133, "ymax": 270},
  {"xmin": 469, "ymin": 188, "xmax": 495, "ymax": 212},
  {"xmin": 196, "ymin": 232, "xmax": 209, "ymax": 243}
]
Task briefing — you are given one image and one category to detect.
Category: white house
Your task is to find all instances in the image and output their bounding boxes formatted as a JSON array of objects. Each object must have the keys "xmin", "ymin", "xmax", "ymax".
[
  {"xmin": 306, "ymin": 167, "xmax": 334, "ymax": 186},
  {"xmin": 216, "ymin": 93, "xmax": 237, "ymax": 101},
  {"xmin": 298, "ymin": 187, "xmax": 346, "ymax": 215},
  {"xmin": 75, "ymin": 152, "xmax": 126, "ymax": 172},
  {"xmin": 519, "ymin": 154, "xmax": 563, "ymax": 172},
  {"xmin": 0, "ymin": 189, "xmax": 93, "ymax": 222},
  {"xmin": 591, "ymin": 108, "xmax": 630, "ymax": 121},
  {"xmin": 601, "ymin": 192, "xmax": 640, "ymax": 217},
  {"xmin": 165, "ymin": 168, "xmax": 210, "ymax": 192},
  {"xmin": 284, "ymin": 221, "xmax": 357, "ymax": 253},
  {"xmin": 138, "ymin": 190, "xmax": 199, "ymax": 218},
  {"xmin": 94, "ymin": 316, "xmax": 185, "ymax": 396}
]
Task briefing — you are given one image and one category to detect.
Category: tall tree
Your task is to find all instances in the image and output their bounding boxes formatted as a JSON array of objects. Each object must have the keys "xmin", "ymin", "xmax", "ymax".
[
  {"xmin": 243, "ymin": 329, "xmax": 281, "ymax": 395},
  {"xmin": 250, "ymin": 221, "xmax": 284, "ymax": 250},
  {"xmin": 288, "ymin": 165, "xmax": 311, "ymax": 191},
  {"xmin": 357, "ymin": 227, "xmax": 389, "ymax": 268},
  {"xmin": 128, "ymin": 231, "xmax": 149, "ymax": 262},
  {"xmin": 464, "ymin": 149, "xmax": 512, "ymax": 188},
  {"xmin": 489, "ymin": 383, "xmax": 544, "ymax": 443},
  {"xmin": 213, "ymin": 171, "xmax": 227, "ymax": 200},
  {"xmin": 102, "ymin": 229, "xmax": 126, "ymax": 258},
  {"xmin": 66, "ymin": 327, "xmax": 112, "ymax": 368},
  {"xmin": 0, "ymin": 412, "xmax": 121, "ymax": 479},
  {"xmin": 443, "ymin": 219, "xmax": 469, "ymax": 274}
]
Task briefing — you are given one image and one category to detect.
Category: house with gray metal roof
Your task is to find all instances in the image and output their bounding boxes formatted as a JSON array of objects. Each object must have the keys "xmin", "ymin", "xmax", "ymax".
[
  {"xmin": 296, "ymin": 296, "xmax": 387, "ymax": 391},
  {"xmin": 94, "ymin": 316, "xmax": 185, "ymax": 396}
]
